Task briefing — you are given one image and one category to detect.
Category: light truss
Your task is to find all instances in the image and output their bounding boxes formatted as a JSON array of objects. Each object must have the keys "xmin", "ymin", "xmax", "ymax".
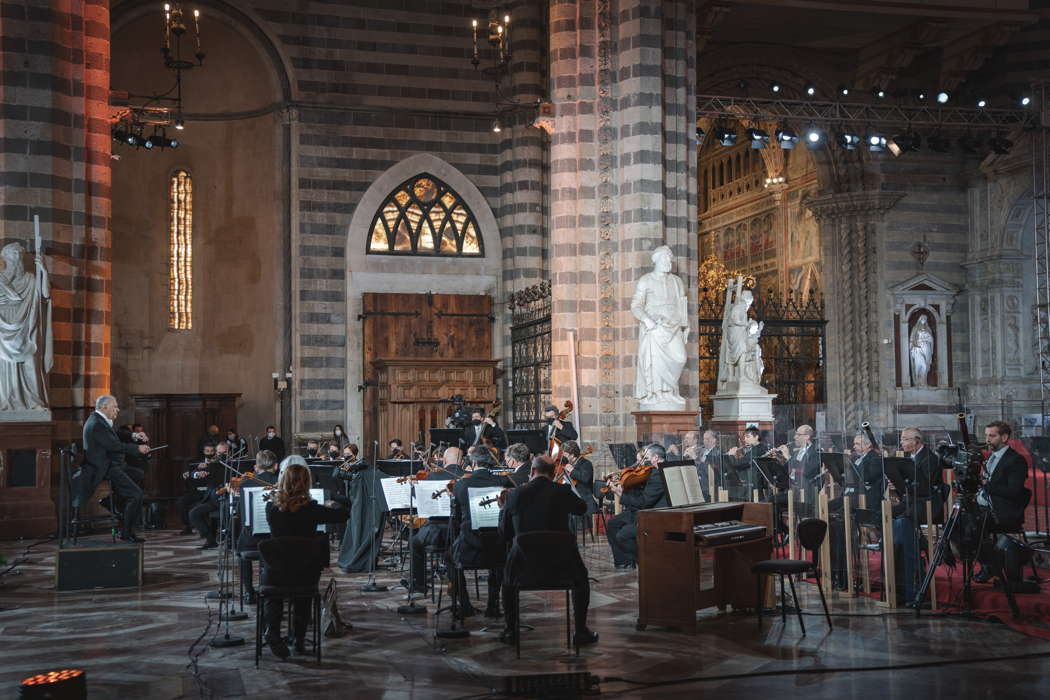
[
  {"xmin": 1034, "ymin": 84, "xmax": 1050, "ymax": 429},
  {"xmin": 697, "ymin": 94, "xmax": 1036, "ymax": 131}
]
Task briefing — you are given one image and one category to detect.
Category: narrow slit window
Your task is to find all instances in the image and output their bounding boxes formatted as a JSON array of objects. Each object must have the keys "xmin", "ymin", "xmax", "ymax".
[{"xmin": 168, "ymin": 169, "xmax": 192, "ymax": 330}]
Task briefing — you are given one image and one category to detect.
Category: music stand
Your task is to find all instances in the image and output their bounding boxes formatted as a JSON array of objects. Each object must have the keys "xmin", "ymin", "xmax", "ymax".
[
  {"xmin": 429, "ymin": 428, "xmax": 461, "ymax": 447},
  {"xmin": 506, "ymin": 429, "xmax": 546, "ymax": 455},
  {"xmin": 819, "ymin": 453, "xmax": 845, "ymax": 486},
  {"xmin": 607, "ymin": 443, "xmax": 638, "ymax": 469},
  {"xmin": 376, "ymin": 459, "xmax": 419, "ymax": 478}
]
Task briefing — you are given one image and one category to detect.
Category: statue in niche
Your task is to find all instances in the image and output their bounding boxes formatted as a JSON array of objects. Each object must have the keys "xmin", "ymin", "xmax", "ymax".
[
  {"xmin": 0, "ymin": 241, "xmax": 52, "ymax": 413},
  {"xmin": 718, "ymin": 276, "xmax": 766, "ymax": 393},
  {"xmin": 909, "ymin": 315, "xmax": 935, "ymax": 387},
  {"xmin": 632, "ymin": 245, "xmax": 689, "ymax": 411}
]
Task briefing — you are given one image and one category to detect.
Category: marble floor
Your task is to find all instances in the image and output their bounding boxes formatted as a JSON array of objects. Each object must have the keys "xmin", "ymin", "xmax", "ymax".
[{"xmin": 2, "ymin": 530, "xmax": 1050, "ymax": 699}]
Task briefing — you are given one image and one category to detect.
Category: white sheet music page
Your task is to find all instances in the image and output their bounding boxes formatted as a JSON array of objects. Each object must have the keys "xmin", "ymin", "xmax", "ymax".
[
  {"xmin": 248, "ymin": 488, "xmax": 325, "ymax": 534},
  {"xmin": 467, "ymin": 486, "xmax": 504, "ymax": 529},
  {"xmin": 416, "ymin": 483, "xmax": 452, "ymax": 518},
  {"xmin": 380, "ymin": 477, "xmax": 414, "ymax": 511}
]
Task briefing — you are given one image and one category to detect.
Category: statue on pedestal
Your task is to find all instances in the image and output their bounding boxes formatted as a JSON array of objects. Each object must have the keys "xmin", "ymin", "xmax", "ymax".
[
  {"xmin": 909, "ymin": 315, "xmax": 934, "ymax": 387},
  {"xmin": 0, "ymin": 239, "xmax": 52, "ymax": 416},
  {"xmin": 631, "ymin": 245, "xmax": 689, "ymax": 411},
  {"xmin": 718, "ymin": 276, "xmax": 766, "ymax": 394}
]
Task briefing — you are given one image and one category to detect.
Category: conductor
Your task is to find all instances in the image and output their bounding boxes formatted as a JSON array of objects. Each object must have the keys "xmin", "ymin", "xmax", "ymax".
[{"xmin": 75, "ymin": 394, "xmax": 150, "ymax": 542}]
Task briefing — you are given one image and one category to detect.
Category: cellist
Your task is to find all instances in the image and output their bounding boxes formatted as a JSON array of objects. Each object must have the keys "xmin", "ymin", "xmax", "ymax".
[
  {"xmin": 542, "ymin": 404, "xmax": 577, "ymax": 455},
  {"xmin": 604, "ymin": 443, "xmax": 669, "ymax": 570}
]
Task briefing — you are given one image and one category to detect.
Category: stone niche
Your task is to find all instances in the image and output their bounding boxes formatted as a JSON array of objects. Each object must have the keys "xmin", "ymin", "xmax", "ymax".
[{"xmin": 889, "ymin": 273, "xmax": 959, "ymax": 407}]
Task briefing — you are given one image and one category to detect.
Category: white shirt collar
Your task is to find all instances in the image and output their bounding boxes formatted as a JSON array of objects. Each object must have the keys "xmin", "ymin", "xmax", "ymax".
[
  {"xmin": 95, "ymin": 409, "xmax": 113, "ymax": 428},
  {"xmin": 989, "ymin": 445, "xmax": 1009, "ymax": 462}
]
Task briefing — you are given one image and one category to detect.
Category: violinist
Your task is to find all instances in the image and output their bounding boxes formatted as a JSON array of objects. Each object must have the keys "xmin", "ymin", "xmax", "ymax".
[
  {"xmin": 388, "ymin": 439, "xmax": 407, "ymax": 460},
  {"xmin": 237, "ymin": 450, "xmax": 279, "ymax": 603},
  {"xmin": 459, "ymin": 408, "xmax": 507, "ymax": 451},
  {"xmin": 325, "ymin": 444, "xmax": 342, "ymax": 461},
  {"xmin": 188, "ymin": 445, "xmax": 228, "ymax": 549},
  {"xmin": 559, "ymin": 441, "xmax": 597, "ymax": 522},
  {"xmin": 504, "ymin": 443, "xmax": 532, "ymax": 485},
  {"xmin": 304, "ymin": 440, "xmax": 321, "ymax": 460},
  {"xmin": 450, "ymin": 446, "xmax": 516, "ymax": 619},
  {"xmin": 442, "ymin": 446, "xmax": 466, "ymax": 477},
  {"xmin": 178, "ymin": 444, "xmax": 217, "ymax": 535},
  {"xmin": 605, "ymin": 443, "xmax": 669, "ymax": 569},
  {"xmin": 408, "ymin": 451, "xmax": 462, "ymax": 594},
  {"xmin": 543, "ymin": 404, "xmax": 577, "ymax": 445}
]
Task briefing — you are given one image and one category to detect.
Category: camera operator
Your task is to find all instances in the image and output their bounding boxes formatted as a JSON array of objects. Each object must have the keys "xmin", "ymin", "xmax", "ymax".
[{"xmin": 971, "ymin": 421, "xmax": 1030, "ymax": 584}]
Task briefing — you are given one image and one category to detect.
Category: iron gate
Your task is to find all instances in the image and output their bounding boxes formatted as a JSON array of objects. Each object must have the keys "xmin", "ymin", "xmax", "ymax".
[{"xmin": 509, "ymin": 281, "xmax": 552, "ymax": 430}]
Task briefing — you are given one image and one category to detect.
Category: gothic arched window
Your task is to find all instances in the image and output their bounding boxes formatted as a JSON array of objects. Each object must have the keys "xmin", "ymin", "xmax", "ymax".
[
  {"xmin": 168, "ymin": 169, "xmax": 192, "ymax": 330},
  {"xmin": 366, "ymin": 174, "xmax": 483, "ymax": 257}
]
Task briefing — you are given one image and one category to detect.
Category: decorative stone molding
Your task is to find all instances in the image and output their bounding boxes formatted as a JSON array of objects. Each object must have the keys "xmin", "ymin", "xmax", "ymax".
[{"xmin": 805, "ymin": 191, "xmax": 905, "ymax": 222}]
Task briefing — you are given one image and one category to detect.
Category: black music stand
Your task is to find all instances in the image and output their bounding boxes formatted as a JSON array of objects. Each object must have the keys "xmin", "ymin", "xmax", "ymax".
[
  {"xmin": 377, "ymin": 459, "xmax": 419, "ymax": 478},
  {"xmin": 429, "ymin": 429, "xmax": 461, "ymax": 448},
  {"xmin": 506, "ymin": 429, "xmax": 546, "ymax": 455},
  {"xmin": 607, "ymin": 443, "xmax": 638, "ymax": 469},
  {"xmin": 819, "ymin": 453, "xmax": 845, "ymax": 486}
]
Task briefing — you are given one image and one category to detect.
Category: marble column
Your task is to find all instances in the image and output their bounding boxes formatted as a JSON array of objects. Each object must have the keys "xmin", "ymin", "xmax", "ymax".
[
  {"xmin": 806, "ymin": 191, "xmax": 902, "ymax": 430},
  {"xmin": 548, "ymin": 0, "xmax": 698, "ymax": 454},
  {"xmin": 0, "ymin": 0, "xmax": 113, "ymax": 432}
]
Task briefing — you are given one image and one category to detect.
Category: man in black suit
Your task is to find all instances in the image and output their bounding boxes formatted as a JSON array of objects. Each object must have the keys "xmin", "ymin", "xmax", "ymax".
[
  {"xmin": 450, "ymin": 446, "xmax": 516, "ymax": 618},
  {"xmin": 781, "ymin": 424, "xmax": 821, "ymax": 507},
  {"xmin": 408, "ymin": 456, "xmax": 461, "ymax": 594},
  {"xmin": 236, "ymin": 449, "xmax": 280, "ymax": 602},
  {"xmin": 75, "ymin": 394, "xmax": 150, "ymax": 543},
  {"xmin": 499, "ymin": 455, "xmax": 598, "ymax": 645},
  {"xmin": 605, "ymin": 443, "xmax": 669, "ymax": 569},
  {"xmin": 504, "ymin": 443, "xmax": 532, "ymax": 485},
  {"xmin": 543, "ymin": 404, "xmax": 577, "ymax": 450},
  {"xmin": 973, "ymin": 421, "xmax": 1031, "ymax": 584},
  {"xmin": 726, "ymin": 427, "xmax": 770, "ymax": 501},
  {"xmin": 188, "ymin": 448, "xmax": 227, "ymax": 549},
  {"xmin": 852, "ymin": 433, "xmax": 882, "ymax": 508},
  {"xmin": 459, "ymin": 408, "xmax": 507, "ymax": 452},
  {"xmin": 559, "ymin": 440, "xmax": 596, "ymax": 519},
  {"xmin": 259, "ymin": 425, "xmax": 286, "ymax": 461},
  {"xmin": 691, "ymin": 430, "xmax": 721, "ymax": 502}
]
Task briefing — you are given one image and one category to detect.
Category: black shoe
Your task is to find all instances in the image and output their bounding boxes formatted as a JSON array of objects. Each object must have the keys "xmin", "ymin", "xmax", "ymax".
[
  {"xmin": 119, "ymin": 533, "xmax": 145, "ymax": 544},
  {"xmin": 574, "ymin": 627, "xmax": 599, "ymax": 646},
  {"xmin": 484, "ymin": 605, "xmax": 502, "ymax": 618},
  {"xmin": 973, "ymin": 567, "xmax": 992, "ymax": 584},
  {"xmin": 179, "ymin": 527, "xmax": 194, "ymax": 535},
  {"xmin": 198, "ymin": 541, "xmax": 218, "ymax": 550},
  {"xmin": 497, "ymin": 626, "xmax": 517, "ymax": 644},
  {"xmin": 293, "ymin": 638, "xmax": 306, "ymax": 654},
  {"xmin": 267, "ymin": 635, "xmax": 290, "ymax": 660}
]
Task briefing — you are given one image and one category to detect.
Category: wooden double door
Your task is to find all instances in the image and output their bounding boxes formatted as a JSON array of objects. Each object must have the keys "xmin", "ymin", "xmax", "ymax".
[{"xmin": 362, "ymin": 293, "xmax": 497, "ymax": 452}]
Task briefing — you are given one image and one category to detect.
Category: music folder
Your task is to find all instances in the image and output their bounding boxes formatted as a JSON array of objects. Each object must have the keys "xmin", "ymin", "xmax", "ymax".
[{"xmin": 662, "ymin": 463, "xmax": 706, "ymax": 507}]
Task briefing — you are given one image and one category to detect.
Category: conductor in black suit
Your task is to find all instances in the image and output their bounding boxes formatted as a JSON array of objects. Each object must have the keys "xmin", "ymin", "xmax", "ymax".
[
  {"xmin": 76, "ymin": 394, "xmax": 150, "ymax": 543},
  {"xmin": 543, "ymin": 404, "xmax": 578, "ymax": 445},
  {"xmin": 499, "ymin": 455, "xmax": 598, "ymax": 645},
  {"xmin": 459, "ymin": 408, "xmax": 507, "ymax": 451}
]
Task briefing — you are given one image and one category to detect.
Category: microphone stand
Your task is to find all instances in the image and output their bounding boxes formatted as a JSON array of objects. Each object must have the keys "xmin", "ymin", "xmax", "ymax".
[
  {"xmin": 209, "ymin": 455, "xmax": 246, "ymax": 647},
  {"xmin": 361, "ymin": 440, "xmax": 388, "ymax": 592},
  {"xmin": 398, "ymin": 454, "xmax": 426, "ymax": 615}
]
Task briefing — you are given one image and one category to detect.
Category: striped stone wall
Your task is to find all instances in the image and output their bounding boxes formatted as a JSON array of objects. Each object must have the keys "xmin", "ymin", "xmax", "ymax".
[{"xmin": 0, "ymin": 0, "xmax": 112, "ymax": 436}]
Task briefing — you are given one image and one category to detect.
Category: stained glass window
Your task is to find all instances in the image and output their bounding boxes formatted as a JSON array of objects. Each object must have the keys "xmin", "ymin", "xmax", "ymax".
[
  {"xmin": 168, "ymin": 170, "xmax": 192, "ymax": 330},
  {"xmin": 367, "ymin": 174, "xmax": 484, "ymax": 257}
]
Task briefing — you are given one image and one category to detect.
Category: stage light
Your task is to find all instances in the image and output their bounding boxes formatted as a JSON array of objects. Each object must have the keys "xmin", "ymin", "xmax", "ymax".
[
  {"xmin": 888, "ymin": 132, "xmax": 921, "ymax": 156},
  {"xmin": 837, "ymin": 132, "xmax": 861, "ymax": 150},
  {"xmin": 125, "ymin": 133, "xmax": 140, "ymax": 147},
  {"xmin": 804, "ymin": 128, "xmax": 824, "ymax": 150},
  {"xmin": 916, "ymin": 90, "xmax": 927, "ymax": 102},
  {"xmin": 696, "ymin": 127, "xmax": 705, "ymax": 145},
  {"xmin": 976, "ymin": 98, "xmax": 987, "ymax": 108},
  {"xmin": 936, "ymin": 90, "xmax": 950, "ymax": 104},
  {"xmin": 1020, "ymin": 95, "xmax": 1032, "ymax": 107},
  {"xmin": 174, "ymin": 116, "xmax": 185, "ymax": 130},
  {"xmin": 803, "ymin": 83, "xmax": 816, "ymax": 97},
  {"xmin": 770, "ymin": 81, "xmax": 782, "ymax": 94},
  {"xmin": 837, "ymin": 85, "xmax": 850, "ymax": 97},
  {"xmin": 143, "ymin": 134, "xmax": 155, "ymax": 149},
  {"xmin": 867, "ymin": 133, "xmax": 887, "ymax": 152},
  {"xmin": 20, "ymin": 669, "xmax": 87, "ymax": 700},
  {"xmin": 775, "ymin": 126, "xmax": 798, "ymax": 149},
  {"xmin": 715, "ymin": 126, "xmax": 738, "ymax": 146},
  {"xmin": 112, "ymin": 129, "xmax": 129, "ymax": 143},
  {"xmin": 747, "ymin": 128, "xmax": 769, "ymax": 149},
  {"xmin": 492, "ymin": 119, "xmax": 501, "ymax": 133},
  {"xmin": 927, "ymin": 135, "xmax": 951, "ymax": 153},
  {"xmin": 989, "ymin": 134, "xmax": 1013, "ymax": 154},
  {"xmin": 872, "ymin": 87, "xmax": 887, "ymax": 99}
]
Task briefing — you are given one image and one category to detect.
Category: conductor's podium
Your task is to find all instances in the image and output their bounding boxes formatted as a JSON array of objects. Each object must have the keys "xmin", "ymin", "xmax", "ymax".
[{"xmin": 637, "ymin": 501, "xmax": 773, "ymax": 633}]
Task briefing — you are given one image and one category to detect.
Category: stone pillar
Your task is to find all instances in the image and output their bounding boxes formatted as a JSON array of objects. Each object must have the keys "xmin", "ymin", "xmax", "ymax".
[
  {"xmin": 806, "ymin": 191, "xmax": 902, "ymax": 431},
  {"xmin": 548, "ymin": 0, "xmax": 697, "ymax": 460},
  {"xmin": 0, "ymin": 0, "xmax": 113, "ymax": 434}
]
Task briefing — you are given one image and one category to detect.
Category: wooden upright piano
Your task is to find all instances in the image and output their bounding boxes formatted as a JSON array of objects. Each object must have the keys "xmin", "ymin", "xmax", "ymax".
[{"xmin": 637, "ymin": 502, "xmax": 773, "ymax": 633}]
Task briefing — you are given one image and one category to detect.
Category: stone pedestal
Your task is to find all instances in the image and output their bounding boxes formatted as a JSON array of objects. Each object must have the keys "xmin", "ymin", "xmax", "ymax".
[
  {"xmin": 632, "ymin": 410, "xmax": 700, "ymax": 445},
  {"xmin": 0, "ymin": 421, "xmax": 55, "ymax": 537},
  {"xmin": 708, "ymin": 391, "xmax": 777, "ymax": 443}
]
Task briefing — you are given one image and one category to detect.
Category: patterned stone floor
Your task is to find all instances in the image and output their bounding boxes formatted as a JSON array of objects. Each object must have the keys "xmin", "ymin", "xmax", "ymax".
[{"xmin": 2, "ymin": 529, "xmax": 1050, "ymax": 699}]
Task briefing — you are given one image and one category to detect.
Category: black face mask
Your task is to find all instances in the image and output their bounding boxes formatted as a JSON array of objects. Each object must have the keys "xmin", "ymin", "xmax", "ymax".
[
  {"xmin": 307, "ymin": 448, "xmax": 318, "ymax": 456},
  {"xmin": 546, "ymin": 417, "xmax": 554, "ymax": 425},
  {"xmin": 472, "ymin": 419, "xmax": 481, "ymax": 426},
  {"xmin": 328, "ymin": 449, "xmax": 339, "ymax": 458},
  {"xmin": 205, "ymin": 454, "xmax": 216, "ymax": 462}
]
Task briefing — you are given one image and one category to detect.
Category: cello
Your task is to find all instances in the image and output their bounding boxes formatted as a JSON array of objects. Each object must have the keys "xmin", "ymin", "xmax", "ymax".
[
  {"xmin": 555, "ymin": 445, "xmax": 593, "ymax": 486},
  {"xmin": 546, "ymin": 400, "xmax": 574, "ymax": 459}
]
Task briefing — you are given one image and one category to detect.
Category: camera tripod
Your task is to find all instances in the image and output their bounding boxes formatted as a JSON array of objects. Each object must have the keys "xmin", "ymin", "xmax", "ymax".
[{"xmin": 913, "ymin": 494, "xmax": 1019, "ymax": 619}]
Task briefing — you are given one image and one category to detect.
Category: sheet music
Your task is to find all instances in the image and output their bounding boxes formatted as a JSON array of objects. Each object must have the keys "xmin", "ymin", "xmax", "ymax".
[
  {"xmin": 467, "ymin": 486, "xmax": 504, "ymax": 529},
  {"xmin": 248, "ymin": 488, "xmax": 324, "ymax": 535},
  {"xmin": 380, "ymin": 477, "xmax": 414, "ymax": 511},
  {"xmin": 663, "ymin": 465, "xmax": 705, "ymax": 507},
  {"xmin": 416, "ymin": 483, "xmax": 452, "ymax": 518}
]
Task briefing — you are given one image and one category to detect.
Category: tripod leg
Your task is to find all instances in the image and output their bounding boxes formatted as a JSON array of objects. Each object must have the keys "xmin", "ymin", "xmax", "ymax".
[{"xmin": 912, "ymin": 503, "xmax": 960, "ymax": 613}]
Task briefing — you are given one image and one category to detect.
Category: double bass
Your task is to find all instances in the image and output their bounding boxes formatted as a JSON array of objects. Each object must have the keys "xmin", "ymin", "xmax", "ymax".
[{"xmin": 546, "ymin": 400, "xmax": 574, "ymax": 459}]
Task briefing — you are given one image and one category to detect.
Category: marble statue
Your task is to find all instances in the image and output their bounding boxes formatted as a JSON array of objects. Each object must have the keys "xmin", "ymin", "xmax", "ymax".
[
  {"xmin": 909, "ymin": 315, "xmax": 934, "ymax": 387},
  {"xmin": 718, "ymin": 276, "xmax": 766, "ymax": 393},
  {"xmin": 0, "ymin": 238, "xmax": 52, "ymax": 416},
  {"xmin": 631, "ymin": 245, "xmax": 689, "ymax": 410}
]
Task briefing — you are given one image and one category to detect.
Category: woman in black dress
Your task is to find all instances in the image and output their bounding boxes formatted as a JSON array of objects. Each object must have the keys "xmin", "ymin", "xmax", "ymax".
[{"xmin": 263, "ymin": 460, "xmax": 348, "ymax": 659}]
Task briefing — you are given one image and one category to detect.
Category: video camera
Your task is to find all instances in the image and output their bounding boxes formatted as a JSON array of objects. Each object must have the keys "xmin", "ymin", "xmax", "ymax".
[
  {"xmin": 937, "ymin": 443, "xmax": 984, "ymax": 499},
  {"xmin": 445, "ymin": 394, "xmax": 473, "ymax": 430}
]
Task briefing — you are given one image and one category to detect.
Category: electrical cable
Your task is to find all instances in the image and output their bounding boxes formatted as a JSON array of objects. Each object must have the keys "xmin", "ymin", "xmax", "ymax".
[
  {"xmin": 0, "ymin": 536, "xmax": 55, "ymax": 580},
  {"xmin": 187, "ymin": 593, "xmax": 216, "ymax": 699}
]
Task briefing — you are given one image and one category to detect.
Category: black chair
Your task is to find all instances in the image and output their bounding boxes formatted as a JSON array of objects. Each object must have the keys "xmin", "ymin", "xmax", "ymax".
[
  {"xmin": 255, "ymin": 536, "xmax": 328, "ymax": 666},
  {"xmin": 505, "ymin": 530, "xmax": 583, "ymax": 658},
  {"xmin": 751, "ymin": 518, "xmax": 832, "ymax": 635},
  {"xmin": 988, "ymin": 488, "xmax": 1040, "ymax": 584}
]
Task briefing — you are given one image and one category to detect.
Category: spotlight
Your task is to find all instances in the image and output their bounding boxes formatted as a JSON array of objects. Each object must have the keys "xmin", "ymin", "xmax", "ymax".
[
  {"xmin": 837, "ymin": 84, "xmax": 850, "ymax": 97},
  {"xmin": 936, "ymin": 90, "xmax": 950, "ymax": 104},
  {"xmin": 125, "ymin": 133, "xmax": 141, "ymax": 147},
  {"xmin": 715, "ymin": 126, "xmax": 738, "ymax": 146},
  {"xmin": 803, "ymin": 83, "xmax": 816, "ymax": 97},
  {"xmin": 867, "ymin": 133, "xmax": 887, "ymax": 152},
  {"xmin": 958, "ymin": 134, "xmax": 980, "ymax": 154},
  {"xmin": 1020, "ymin": 95, "xmax": 1032, "ymax": 107},
  {"xmin": 20, "ymin": 669, "xmax": 87, "ymax": 700},
  {"xmin": 112, "ymin": 129, "xmax": 129, "ymax": 143},
  {"xmin": 888, "ymin": 132, "xmax": 921, "ymax": 156},
  {"xmin": 804, "ymin": 128, "xmax": 824, "ymax": 150},
  {"xmin": 174, "ymin": 116, "xmax": 185, "ymax": 130},
  {"xmin": 492, "ymin": 119, "xmax": 501, "ymax": 133},
  {"xmin": 927, "ymin": 135, "xmax": 951, "ymax": 153},
  {"xmin": 872, "ymin": 87, "xmax": 887, "ymax": 99},
  {"xmin": 143, "ymin": 134, "xmax": 155, "ymax": 149},
  {"xmin": 837, "ymin": 132, "xmax": 861, "ymax": 150},
  {"xmin": 747, "ymin": 128, "xmax": 770, "ymax": 149},
  {"xmin": 916, "ymin": 90, "xmax": 927, "ymax": 102},
  {"xmin": 770, "ymin": 81, "xmax": 782, "ymax": 94},
  {"xmin": 976, "ymin": 98, "xmax": 987, "ymax": 108},
  {"xmin": 696, "ymin": 127, "xmax": 705, "ymax": 145},
  {"xmin": 989, "ymin": 134, "xmax": 1013, "ymax": 155},
  {"xmin": 775, "ymin": 126, "xmax": 799, "ymax": 149}
]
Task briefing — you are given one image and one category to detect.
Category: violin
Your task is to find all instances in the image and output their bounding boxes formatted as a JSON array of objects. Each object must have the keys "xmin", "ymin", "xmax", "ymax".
[
  {"xmin": 217, "ymin": 471, "xmax": 273, "ymax": 495},
  {"xmin": 600, "ymin": 459, "xmax": 655, "ymax": 495},
  {"xmin": 546, "ymin": 400, "xmax": 574, "ymax": 458},
  {"xmin": 555, "ymin": 445, "xmax": 593, "ymax": 486},
  {"xmin": 396, "ymin": 469, "xmax": 430, "ymax": 484}
]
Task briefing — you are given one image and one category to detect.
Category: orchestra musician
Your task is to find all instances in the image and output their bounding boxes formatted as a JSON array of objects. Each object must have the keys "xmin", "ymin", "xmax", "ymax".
[
  {"xmin": 304, "ymin": 440, "xmax": 320, "ymax": 459},
  {"xmin": 237, "ymin": 449, "xmax": 279, "ymax": 603},
  {"xmin": 498, "ymin": 455, "xmax": 598, "ymax": 646},
  {"xmin": 693, "ymin": 429, "xmax": 721, "ymax": 502},
  {"xmin": 333, "ymin": 424, "xmax": 350, "ymax": 450},
  {"xmin": 188, "ymin": 445, "xmax": 228, "ymax": 550},
  {"xmin": 726, "ymin": 427, "xmax": 768, "ymax": 501},
  {"xmin": 558, "ymin": 441, "xmax": 597, "ymax": 524},
  {"xmin": 543, "ymin": 404, "xmax": 578, "ymax": 445},
  {"xmin": 852, "ymin": 432, "xmax": 882, "ymax": 506},
  {"xmin": 259, "ymin": 425, "xmax": 286, "ymax": 461},
  {"xmin": 387, "ymin": 439, "xmax": 407, "ymax": 460},
  {"xmin": 109, "ymin": 423, "xmax": 149, "ymax": 517},
  {"xmin": 450, "ymin": 446, "xmax": 516, "ymax": 618},
  {"xmin": 408, "ymin": 455, "xmax": 461, "ymax": 594},
  {"xmin": 605, "ymin": 443, "xmax": 669, "ymax": 569},
  {"xmin": 225, "ymin": 428, "xmax": 248, "ymax": 458},
  {"xmin": 779, "ymin": 424, "xmax": 821, "ymax": 508},
  {"xmin": 896, "ymin": 427, "xmax": 945, "ymax": 602},
  {"xmin": 459, "ymin": 407, "xmax": 507, "ymax": 451},
  {"xmin": 503, "ymin": 443, "xmax": 532, "ymax": 485}
]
